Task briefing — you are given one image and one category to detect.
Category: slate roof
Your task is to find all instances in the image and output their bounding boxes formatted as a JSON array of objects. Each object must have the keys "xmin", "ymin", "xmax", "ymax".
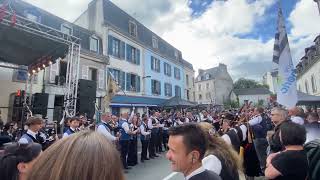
[
  {"xmin": 233, "ymin": 88, "xmax": 271, "ymax": 96},
  {"xmin": 103, "ymin": 0, "xmax": 193, "ymax": 68},
  {"xmin": 9, "ymin": 0, "xmax": 105, "ymax": 57}
]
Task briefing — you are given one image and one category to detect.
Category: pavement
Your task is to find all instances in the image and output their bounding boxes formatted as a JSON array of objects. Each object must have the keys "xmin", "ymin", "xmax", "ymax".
[{"xmin": 125, "ymin": 152, "xmax": 184, "ymax": 180}]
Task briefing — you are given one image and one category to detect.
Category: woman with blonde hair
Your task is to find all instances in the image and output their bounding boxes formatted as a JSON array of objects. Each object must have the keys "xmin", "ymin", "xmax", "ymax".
[
  {"xmin": 199, "ymin": 122, "xmax": 245, "ymax": 180},
  {"xmin": 27, "ymin": 131, "xmax": 124, "ymax": 180}
]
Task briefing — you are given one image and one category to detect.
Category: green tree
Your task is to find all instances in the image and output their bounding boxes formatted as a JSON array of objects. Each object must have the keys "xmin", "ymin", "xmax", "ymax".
[{"xmin": 233, "ymin": 78, "xmax": 269, "ymax": 89}]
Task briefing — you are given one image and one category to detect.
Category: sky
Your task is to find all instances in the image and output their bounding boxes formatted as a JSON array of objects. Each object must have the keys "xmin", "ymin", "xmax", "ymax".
[{"xmin": 24, "ymin": 0, "xmax": 320, "ymax": 81}]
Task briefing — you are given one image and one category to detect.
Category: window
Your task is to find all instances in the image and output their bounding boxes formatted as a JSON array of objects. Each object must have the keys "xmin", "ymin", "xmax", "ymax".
[
  {"xmin": 126, "ymin": 73, "xmax": 140, "ymax": 92},
  {"xmin": 174, "ymin": 50, "xmax": 179, "ymax": 60},
  {"xmin": 89, "ymin": 68, "xmax": 98, "ymax": 82},
  {"xmin": 174, "ymin": 67, "xmax": 181, "ymax": 80},
  {"xmin": 193, "ymin": 78, "xmax": 195, "ymax": 87},
  {"xmin": 305, "ymin": 80, "xmax": 309, "ymax": 94},
  {"xmin": 26, "ymin": 13, "xmax": 40, "ymax": 22},
  {"xmin": 129, "ymin": 21, "xmax": 137, "ymax": 37},
  {"xmin": 199, "ymin": 94, "xmax": 202, "ymax": 100},
  {"xmin": 164, "ymin": 83, "xmax": 172, "ymax": 97},
  {"xmin": 206, "ymin": 92, "xmax": 211, "ymax": 100},
  {"xmin": 175, "ymin": 85, "xmax": 181, "ymax": 97},
  {"xmin": 311, "ymin": 75, "xmax": 317, "ymax": 93},
  {"xmin": 61, "ymin": 24, "xmax": 72, "ymax": 35},
  {"xmin": 108, "ymin": 35, "xmax": 125, "ymax": 59},
  {"xmin": 126, "ymin": 44, "xmax": 140, "ymax": 65},
  {"xmin": 198, "ymin": 84, "xmax": 201, "ymax": 91},
  {"xmin": 164, "ymin": 63, "xmax": 171, "ymax": 76},
  {"xmin": 186, "ymin": 74, "xmax": 189, "ymax": 86},
  {"xmin": 298, "ymin": 85, "xmax": 301, "ymax": 91},
  {"xmin": 152, "ymin": 36, "xmax": 158, "ymax": 49},
  {"xmin": 109, "ymin": 68, "xmax": 125, "ymax": 90},
  {"xmin": 90, "ymin": 36, "xmax": 99, "ymax": 52},
  {"xmin": 206, "ymin": 83, "xmax": 209, "ymax": 90},
  {"xmin": 151, "ymin": 79, "xmax": 161, "ymax": 95},
  {"xmin": 151, "ymin": 56, "xmax": 161, "ymax": 72},
  {"xmin": 206, "ymin": 74, "xmax": 210, "ymax": 80}
]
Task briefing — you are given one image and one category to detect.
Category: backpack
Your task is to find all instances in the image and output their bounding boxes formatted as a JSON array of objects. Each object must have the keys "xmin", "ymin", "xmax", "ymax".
[{"xmin": 304, "ymin": 139, "xmax": 320, "ymax": 180}]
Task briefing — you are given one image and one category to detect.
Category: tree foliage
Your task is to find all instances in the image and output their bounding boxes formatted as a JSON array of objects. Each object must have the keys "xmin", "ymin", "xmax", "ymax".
[{"xmin": 233, "ymin": 78, "xmax": 269, "ymax": 89}]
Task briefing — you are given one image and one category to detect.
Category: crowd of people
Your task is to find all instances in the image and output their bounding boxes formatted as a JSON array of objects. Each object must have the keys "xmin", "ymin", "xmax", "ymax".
[{"xmin": 0, "ymin": 103, "xmax": 320, "ymax": 180}]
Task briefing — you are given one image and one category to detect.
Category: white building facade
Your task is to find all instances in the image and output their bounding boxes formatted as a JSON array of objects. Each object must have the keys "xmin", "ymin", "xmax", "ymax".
[{"xmin": 296, "ymin": 35, "xmax": 320, "ymax": 96}]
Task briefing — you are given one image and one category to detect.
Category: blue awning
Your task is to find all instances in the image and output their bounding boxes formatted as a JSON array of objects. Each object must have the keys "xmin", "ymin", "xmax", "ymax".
[{"xmin": 110, "ymin": 95, "xmax": 167, "ymax": 107}]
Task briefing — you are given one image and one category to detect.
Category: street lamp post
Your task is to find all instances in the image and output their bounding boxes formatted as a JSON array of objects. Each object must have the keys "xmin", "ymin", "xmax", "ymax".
[{"xmin": 315, "ymin": 0, "xmax": 320, "ymax": 15}]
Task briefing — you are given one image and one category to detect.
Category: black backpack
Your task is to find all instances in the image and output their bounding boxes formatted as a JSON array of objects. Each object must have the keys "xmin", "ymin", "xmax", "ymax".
[{"xmin": 304, "ymin": 139, "xmax": 320, "ymax": 180}]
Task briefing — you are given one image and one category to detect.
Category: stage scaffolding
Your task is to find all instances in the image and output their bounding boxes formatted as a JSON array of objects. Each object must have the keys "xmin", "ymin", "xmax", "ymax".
[{"xmin": 0, "ymin": 1, "xmax": 81, "ymax": 118}]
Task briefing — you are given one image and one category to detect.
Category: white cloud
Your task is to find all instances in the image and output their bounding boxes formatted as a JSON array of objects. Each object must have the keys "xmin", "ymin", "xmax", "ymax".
[
  {"xmin": 24, "ymin": 0, "xmax": 91, "ymax": 22},
  {"xmin": 23, "ymin": 0, "xmax": 320, "ymax": 81}
]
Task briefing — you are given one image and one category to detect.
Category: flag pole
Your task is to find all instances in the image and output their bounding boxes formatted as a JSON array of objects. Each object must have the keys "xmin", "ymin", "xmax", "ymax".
[{"xmin": 106, "ymin": 70, "xmax": 134, "ymax": 111}]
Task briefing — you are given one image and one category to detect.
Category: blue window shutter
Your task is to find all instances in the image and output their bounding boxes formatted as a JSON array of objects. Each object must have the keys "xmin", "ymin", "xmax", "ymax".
[
  {"xmin": 108, "ymin": 35, "xmax": 113, "ymax": 55},
  {"xmin": 151, "ymin": 80, "xmax": 154, "ymax": 94},
  {"xmin": 126, "ymin": 73, "xmax": 131, "ymax": 91},
  {"xmin": 120, "ymin": 41, "xmax": 125, "ymax": 59},
  {"xmin": 157, "ymin": 59, "xmax": 161, "ymax": 72},
  {"xmin": 120, "ymin": 71, "xmax": 125, "ymax": 90},
  {"xmin": 136, "ymin": 49, "xmax": 140, "ymax": 65},
  {"xmin": 151, "ymin": 57, "xmax": 154, "ymax": 70},
  {"xmin": 136, "ymin": 76, "xmax": 140, "ymax": 92},
  {"xmin": 126, "ymin": 44, "xmax": 131, "ymax": 62}
]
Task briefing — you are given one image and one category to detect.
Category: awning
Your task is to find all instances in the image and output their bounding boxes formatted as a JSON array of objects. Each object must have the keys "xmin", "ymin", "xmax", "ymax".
[
  {"xmin": 160, "ymin": 96, "xmax": 196, "ymax": 108},
  {"xmin": 297, "ymin": 91, "xmax": 320, "ymax": 105},
  {"xmin": 110, "ymin": 95, "xmax": 167, "ymax": 107}
]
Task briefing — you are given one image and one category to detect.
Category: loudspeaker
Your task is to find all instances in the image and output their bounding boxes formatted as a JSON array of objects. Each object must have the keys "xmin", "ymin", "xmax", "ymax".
[
  {"xmin": 77, "ymin": 79, "xmax": 97, "ymax": 119},
  {"xmin": 33, "ymin": 93, "xmax": 49, "ymax": 118}
]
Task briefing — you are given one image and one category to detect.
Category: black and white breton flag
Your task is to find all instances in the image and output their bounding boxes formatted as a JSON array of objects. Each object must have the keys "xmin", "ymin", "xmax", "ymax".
[{"xmin": 273, "ymin": 5, "xmax": 297, "ymax": 108}]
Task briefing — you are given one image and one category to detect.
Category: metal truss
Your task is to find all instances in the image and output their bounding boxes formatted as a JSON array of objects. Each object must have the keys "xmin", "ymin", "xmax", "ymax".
[
  {"xmin": 1, "ymin": 2, "xmax": 81, "ymax": 118},
  {"xmin": 63, "ymin": 43, "xmax": 80, "ymax": 118}
]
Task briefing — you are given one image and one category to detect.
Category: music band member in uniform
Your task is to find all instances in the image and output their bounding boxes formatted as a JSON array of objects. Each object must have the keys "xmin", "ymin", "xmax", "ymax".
[
  {"xmin": 148, "ymin": 111, "xmax": 159, "ymax": 158},
  {"xmin": 19, "ymin": 117, "xmax": 45, "ymax": 146},
  {"xmin": 62, "ymin": 117, "xmax": 80, "ymax": 138},
  {"xmin": 140, "ymin": 115, "xmax": 151, "ymax": 162},
  {"xmin": 118, "ymin": 112, "xmax": 137, "ymax": 170},
  {"xmin": 127, "ymin": 115, "xmax": 139, "ymax": 166},
  {"xmin": 97, "ymin": 112, "xmax": 119, "ymax": 141}
]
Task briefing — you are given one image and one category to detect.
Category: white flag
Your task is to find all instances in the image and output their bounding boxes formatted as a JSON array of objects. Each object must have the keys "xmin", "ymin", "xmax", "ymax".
[{"xmin": 274, "ymin": 6, "xmax": 297, "ymax": 108}]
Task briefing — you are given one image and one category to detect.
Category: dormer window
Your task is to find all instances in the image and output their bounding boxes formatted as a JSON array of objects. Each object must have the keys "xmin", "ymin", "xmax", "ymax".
[
  {"xmin": 90, "ymin": 36, "xmax": 99, "ymax": 53},
  {"xmin": 61, "ymin": 24, "xmax": 72, "ymax": 35},
  {"xmin": 26, "ymin": 13, "xmax": 39, "ymax": 22},
  {"xmin": 129, "ymin": 21, "xmax": 137, "ymax": 37},
  {"xmin": 174, "ymin": 50, "xmax": 179, "ymax": 60},
  {"xmin": 152, "ymin": 36, "xmax": 158, "ymax": 49}
]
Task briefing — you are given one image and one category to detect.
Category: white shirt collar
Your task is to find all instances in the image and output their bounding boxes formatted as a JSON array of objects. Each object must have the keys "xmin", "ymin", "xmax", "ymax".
[
  {"xmin": 185, "ymin": 166, "xmax": 205, "ymax": 180},
  {"xmin": 70, "ymin": 127, "xmax": 76, "ymax": 131},
  {"xmin": 27, "ymin": 129, "xmax": 37, "ymax": 138}
]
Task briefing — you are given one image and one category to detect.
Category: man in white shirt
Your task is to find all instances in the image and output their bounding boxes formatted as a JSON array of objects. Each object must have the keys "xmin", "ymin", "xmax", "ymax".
[
  {"xmin": 140, "ymin": 115, "xmax": 151, "ymax": 162},
  {"xmin": 148, "ymin": 111, "xmax": 159, "ymax": 158},
  {"xmin": 118, "ymin": 112, "xmax": 137, "ymax": 170},
  {"xmin": 166, "ymin": 124, "xmax": 221, "ymax": 180},
  {"xmin": 289, "ymin": 107, "xmax": 305, "ymax": 125},
  {"xmin": 96, "ymin": 112, "xmax": 119, "ymax": 141}
]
